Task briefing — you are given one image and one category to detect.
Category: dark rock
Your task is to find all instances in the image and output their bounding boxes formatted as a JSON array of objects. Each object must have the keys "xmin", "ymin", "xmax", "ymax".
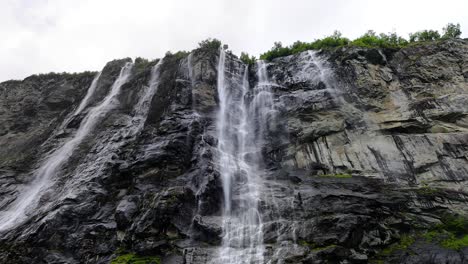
[{"xmin": 0, "ymin": 39, "xmax": 467, "ymax": 263}]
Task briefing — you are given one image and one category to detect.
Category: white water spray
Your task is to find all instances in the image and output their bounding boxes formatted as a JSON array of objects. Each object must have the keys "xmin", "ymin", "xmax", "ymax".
[
  {"xmin": 215, "ymin": 48, "xmax": 280, "ymax": 263},
  {"xmin": 74, "ymin": 72, "xmax": 102, "ymax": 116},
  {"xmin": 0, "ymin": 62, "xmax": 133, "ymax": 231},
  {"xmin": 67, "ymin": 59, "xmax": 164, "ymax": 187}
]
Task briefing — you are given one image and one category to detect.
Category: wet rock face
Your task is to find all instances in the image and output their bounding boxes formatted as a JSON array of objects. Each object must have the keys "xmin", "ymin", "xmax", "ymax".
[{"xmin": 0, "ymin": 40, "xmax": 467, "ymax": 263}]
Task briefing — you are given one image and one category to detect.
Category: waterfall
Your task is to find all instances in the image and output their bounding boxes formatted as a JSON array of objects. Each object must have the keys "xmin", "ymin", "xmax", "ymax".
[
  {"xmin": 73, "ymin": 71, "xmax": 102, "ymax": 116},
  {"xmin": 215, "ymin": 49, "xmax": 279, "ymax": 263},
  {"xmin": 67, "ymin": 59, "xmax": 164, "ymax": 187},
  {"xmin": 0, "ymin": 62, "xmax": 133, "ymax": 231}
]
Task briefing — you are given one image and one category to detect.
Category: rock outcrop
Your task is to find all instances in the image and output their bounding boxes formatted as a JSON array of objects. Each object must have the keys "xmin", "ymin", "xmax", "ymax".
[{"xmin": 0, "ymin": 39, "xmax": 467, "ymax": 263}]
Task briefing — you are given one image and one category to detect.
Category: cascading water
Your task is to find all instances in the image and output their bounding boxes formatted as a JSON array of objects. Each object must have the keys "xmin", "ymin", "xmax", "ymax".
[
  {"xmin": 215, "ymin": 48, "xmax": 278, "ymax": 263},
  {"xmin": 0, "ymin": 62, "xmax": 133, "ymax": 231},
  {"xmin": 73, "ymin": 71, "xmax": 102, "ymax": 116},
  {"xmin": 66, "ymin": 59, "xmax": 164, "ymax": 190}
]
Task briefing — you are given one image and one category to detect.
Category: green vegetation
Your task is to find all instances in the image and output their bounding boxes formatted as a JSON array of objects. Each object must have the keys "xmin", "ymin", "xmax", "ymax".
[
  {"xmin": 134, "ymin": 57, "xmax": 152, "ymax": 72},
  {"xmin": 164, "ymin": 50, "xmax": 190, "ymax": 60},
  {"xmin": 352, "ymin": 30, "xmax": 409, "ymax": 48},
  {"xmin": 26, "ymin": 71, "xmax": 97, "ymax": 81},
  {"xmin": 420, "ymin": 214, "xmax": 468, "ymax": 250},
  {"xmin": 298, "ymin": 240, "xmax": 337, "ymax": 251},
  {"xmin": 318, "ymin": 173, "xmax": 352, "ymax": 178},
  {"xmin": 414, "ymin": 186, "xmax": 439, "ymax": 196},
  {"xmin": 409, "ymin": 30, "xmax": 441, "ymax": 42},
  {"xmin": 380, "ymin": 235, "xmax": 415, "ymax": 256},
  {"xmin": 260, "ymin": 23, "xmax": 463, "ymax": 61},
  {"xmin": 240, "ymin": 52, "xmax": 256, "ymax": 65},
  {"xmin": 311, "ymin": 244, "xmax": 338, "ymax": 251},
  {"xmin": 197, "ymin": 38, "xmax": 222, "ymax": 51},
  {"xmin": 436, "ymin": 214, "xmax": 468, "ymax": 235},
  {"xmin": 259, "ymin": 31, "xmax": 350, "ymax": 61},
  {"xmin": 442, "ymin": 23, "xmax": 462, "ymax": 39},
  {"xmin": 422, "ymin": 231, "xmax": 468, "ymax": 250},
  {"xmin": 441, "ymin": 234, "xmax": 468, "ymax": 250},
  {"xmin": 111, "ymin": 253, "xmax": 161, "ymax": 264},
  {"xmin": 298, "ymin": 240, "xmax": 314, "ymax": 247},
  {"xmin": 373, "ymin": 214, "xmax": 468, "ymax": 262}
]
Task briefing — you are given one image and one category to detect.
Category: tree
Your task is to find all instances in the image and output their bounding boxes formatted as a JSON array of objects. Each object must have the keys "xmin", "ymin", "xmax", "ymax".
[
  {"xmin": 240, "ymin": 52, "xmax": 256, "ymax": 65},
  {"xmin": 198, "ymin": 38, "xmax": 222, "ymax": 50},
  {"xmin": 442, "ymin": 23, "xmax": 462, "ymax": 39},
  {"xmin": 409, "ymin": 30, "xmax": 440, "ymax": 42}
]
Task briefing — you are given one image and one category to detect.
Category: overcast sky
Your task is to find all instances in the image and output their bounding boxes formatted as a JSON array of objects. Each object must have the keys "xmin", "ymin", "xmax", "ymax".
[{"xmin": 1, "ymin": 0, "xmax": 467, "ymax": 81}]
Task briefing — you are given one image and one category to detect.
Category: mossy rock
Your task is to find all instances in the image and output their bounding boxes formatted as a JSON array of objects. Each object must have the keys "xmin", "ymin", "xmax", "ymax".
[{"xmin": 111, "ymin": 253, "xmax": 161, "ymax": 264}]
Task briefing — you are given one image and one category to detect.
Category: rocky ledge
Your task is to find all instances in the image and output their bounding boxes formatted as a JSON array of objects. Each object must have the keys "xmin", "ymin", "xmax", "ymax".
[{"xmin": 0, "ymin": 39, "xmax": 467, "ymax": 263}]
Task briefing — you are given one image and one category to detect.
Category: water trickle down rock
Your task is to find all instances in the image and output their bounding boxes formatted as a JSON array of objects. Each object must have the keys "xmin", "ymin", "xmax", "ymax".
[{"xmin": 0, "ymin": 39, "xmax": 467, "ymax": 264}]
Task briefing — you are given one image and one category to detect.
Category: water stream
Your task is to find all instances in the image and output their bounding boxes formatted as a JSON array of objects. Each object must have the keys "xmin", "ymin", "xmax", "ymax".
[
  {"xmin": 0, "ymin": 62, "xmax": 133, "ymax": 231},
  {"xmin": 216, "ymin": 48, "xmax": 279, "ymax": 263}
]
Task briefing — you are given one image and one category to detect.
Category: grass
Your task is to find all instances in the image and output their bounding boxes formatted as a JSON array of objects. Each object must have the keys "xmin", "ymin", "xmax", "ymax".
[{"xmin": 111, "ymin": 253, "xmax": 161, "ymax": 264}]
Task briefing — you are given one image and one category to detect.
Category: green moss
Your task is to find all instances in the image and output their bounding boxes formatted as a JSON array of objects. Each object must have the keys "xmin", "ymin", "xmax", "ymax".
[
  {"xmin": 422, "ymin": 230, "xmax": 440, "ymax": 242},
  {"xmin": 111, "ymin": 253, "xmax": 161, "ymax": 264},
  {"xmin": 422, "ymin": 230, "xmax": 468, "ymax": 250},
  {"xmin": 374, "ymin": 214, "xmax": 468, "ymax": 262},
  {"xmin": 298, "ymin": 240, "xmax": 337, "ymax": 251},
  {"xmin": 298, "ymin": 240, "xmax": 315, "ymax": 247},
  {"xmin": 311, "ymin": 244, "xmax": 337, "ymax": 251},
  {"xmin": 415, "ymin": 186, "xmax": 439, "ymax": 196},
  {"xmin": 421, "ymin": 214, "xmax": 468, "ymax": 250},
  {"xmin": 380, "ymin": 235, "xmax": 415, "ymax": 256},
  {"xmin": 438, "ymin": 214, "xmax": 468, "ymax": 235},
  {"xmin": 441, "ymin": 234, "xmax": 468, "ymax": 250},
  {"xmin": 430, "ymin": 126, "xmax": 450, "ymax": 133},
  {"xmin": 318, "ymin": 173, "xmax": 352, "ymax": 178}
]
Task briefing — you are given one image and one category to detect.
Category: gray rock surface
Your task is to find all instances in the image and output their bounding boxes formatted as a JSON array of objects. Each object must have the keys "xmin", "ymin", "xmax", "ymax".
[{"xmin": 0, "ymin": 40, "xmax": 467, "ymax": 263}]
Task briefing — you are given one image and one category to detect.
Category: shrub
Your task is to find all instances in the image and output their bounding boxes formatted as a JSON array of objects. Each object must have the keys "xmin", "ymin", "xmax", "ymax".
[
  {"xmin": 257, "ymin": 22, "xmax": 462, "ymax": 61},
  {"xmin": 351, "ymin": 30, "xmax": 384, "ymax": 48},
  {"xmin": 259, "ymin": 31, "xmax": 349, "ymax": 61},
  {"xmin": 409, "ymin": 30, "xmax": 441, "ymax": 42},
  {"xmin": 240, "ymin": 52, "xmax": 256, "ymax": 65},
  {"xmin": 442, "ymin": 23, "xmax": 462, "ymax": 39},
  {"xmin": 197, "ymin": 38, "xmax": 222, "ymax": 50}
]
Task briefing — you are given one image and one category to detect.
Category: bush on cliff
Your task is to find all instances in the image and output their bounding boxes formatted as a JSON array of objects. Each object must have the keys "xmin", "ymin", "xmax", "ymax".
[
  {"xmin": 197, "ymin": 38, "xmax": 222, "ymax": 51},
  {"xmin": 260, "ymin": 22, "xmax": 462, "ymax": 61},
  {"xmin": 442, "ymin": 23, "xmax": 462, "ymax": 39},
  {"xmin": 240, "ymin": 52, "xmax": 256, "ymax": 65}
]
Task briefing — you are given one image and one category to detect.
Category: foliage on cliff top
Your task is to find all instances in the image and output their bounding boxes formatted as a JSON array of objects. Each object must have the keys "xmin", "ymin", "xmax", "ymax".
[
  {"xmin": 260, "ymin": 23, "xmax": 463, "ymax": 61},
  {"xmin": 240, "ymin": 52, "xmax": 257, "ymax": 65},
  {"xmin": 197, "ymin": 38, "xmax": 222, "ymax": 51}
]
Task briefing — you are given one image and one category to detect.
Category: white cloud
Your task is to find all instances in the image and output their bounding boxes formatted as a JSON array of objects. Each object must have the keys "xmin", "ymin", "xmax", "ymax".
[{"xmin": 1, "ymin": 0, "xmax": 467, "ymax": 81}]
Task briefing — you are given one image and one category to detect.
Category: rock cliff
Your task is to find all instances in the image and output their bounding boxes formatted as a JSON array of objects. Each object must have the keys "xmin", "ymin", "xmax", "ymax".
[{"xmin": 0, "ymin": 39, "xmax": 467, "ymax": 263}]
